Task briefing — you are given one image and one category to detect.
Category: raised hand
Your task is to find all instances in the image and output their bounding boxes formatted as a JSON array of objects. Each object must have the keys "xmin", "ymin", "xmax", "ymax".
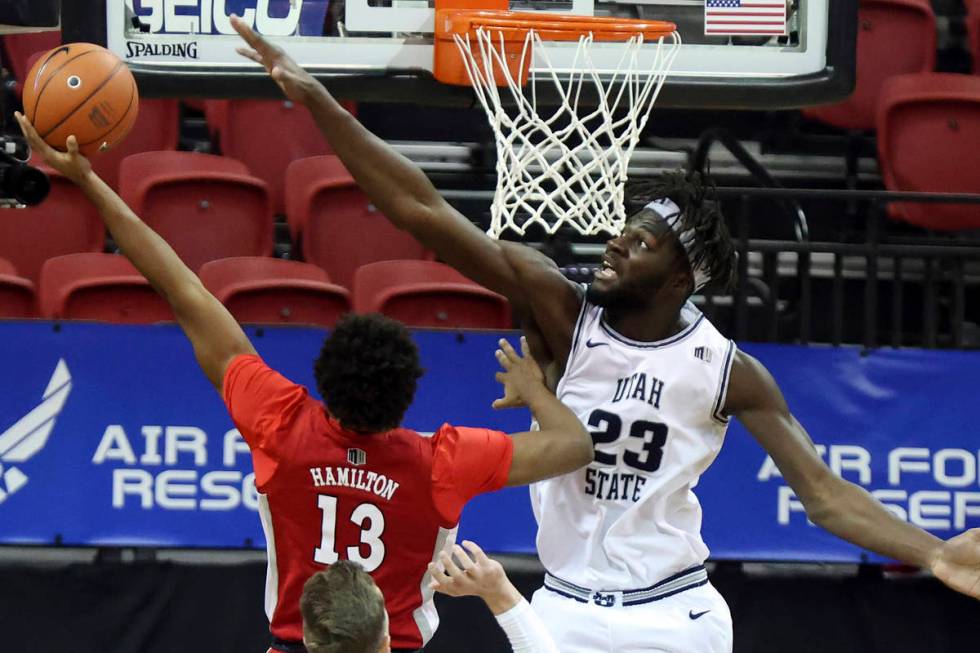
[
  {"xmin": 230, "ymin": 14, "xmax": 321, "ymax": 105},
  {"xmin": 492, "ymin": 336, "xmax": 546, "ymax": 410},
  {"xmin": 14, "ymin": 112, "xmax": 91, "ymax": 185},
  {"xmin": 931, "ymin": 529, "xmax": 980, "ymax": 599},
  {"xmin": 427, "ymin": 540, "xmax": 526, "ymax": 617}
]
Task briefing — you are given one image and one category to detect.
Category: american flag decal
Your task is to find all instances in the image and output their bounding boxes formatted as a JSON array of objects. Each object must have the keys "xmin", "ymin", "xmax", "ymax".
[
  {"xmin": 347, "ymin": 448, "xmax": 367, "ymax": 466},
  {"xmin": 705, "ymin": 0, "xmax": 787, "ymax": 36}
]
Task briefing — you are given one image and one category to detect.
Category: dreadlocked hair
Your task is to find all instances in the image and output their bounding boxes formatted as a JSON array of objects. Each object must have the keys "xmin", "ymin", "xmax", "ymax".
[{"xmin": 626, "ymin": 169, "xmax": 737, "ymax": 293}]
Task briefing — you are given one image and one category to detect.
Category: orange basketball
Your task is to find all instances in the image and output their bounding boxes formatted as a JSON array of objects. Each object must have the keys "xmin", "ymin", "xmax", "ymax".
[{"xmin": 23, "ymin": 43, "xmax": 139, "ymax": 156}]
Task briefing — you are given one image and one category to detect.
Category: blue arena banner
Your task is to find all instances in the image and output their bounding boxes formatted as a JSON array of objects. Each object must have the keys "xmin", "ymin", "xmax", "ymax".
[
  {"xmin": 0, "ymin": 323, "xmax": 977, "ymax": 563},
  {"xmin": 128, "ymin": 1, "xmax": 329, "ymax": 37}
]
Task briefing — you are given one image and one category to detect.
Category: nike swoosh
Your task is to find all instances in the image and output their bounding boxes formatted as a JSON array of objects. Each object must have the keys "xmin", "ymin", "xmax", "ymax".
[
  {"xmin": 585, "ymin": 340, "xmax": 608, "ymax": 348},
  {"xmin": 689, "ymin": 609, "xmax": 711, "ymax": 620}
]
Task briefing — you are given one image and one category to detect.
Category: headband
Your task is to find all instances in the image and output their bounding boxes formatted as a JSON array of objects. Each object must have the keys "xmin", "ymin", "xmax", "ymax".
[{"xmin": 643, "ymin": 198, "xmax": 711, "ymax": 292}]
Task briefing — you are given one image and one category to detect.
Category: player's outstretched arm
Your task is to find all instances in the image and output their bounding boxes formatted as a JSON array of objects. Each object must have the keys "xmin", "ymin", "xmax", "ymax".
[
  {"xmin": 428, "ymin": 541, "xmax": 559, "ymax": 653},
  {"xmin": 493, "ymin": 338, "xmax": 593, "ymax": 486},
  {"xmin": 230, "ymin": 15, "xmax": 581, "ymax": 368},
  {"xmin": 726, "ymin": 350, "xmax": 980, "ymax": 599},
  {"xmin": 16, "ymin": 113, "xmax": 255, "ymax": 390}
]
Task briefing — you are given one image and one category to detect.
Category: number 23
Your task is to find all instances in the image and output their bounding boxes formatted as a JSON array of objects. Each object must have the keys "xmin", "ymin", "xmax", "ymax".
[{"xmin": 588, "ymin": 409, "xmax": 669, "ymax": 473}]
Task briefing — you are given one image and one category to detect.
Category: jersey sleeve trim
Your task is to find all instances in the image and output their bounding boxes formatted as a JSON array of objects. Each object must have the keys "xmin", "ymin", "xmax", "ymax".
[
  {"xmin": 563, "ymin": 296, "xmax": 591, "ymax": 371},
  {"xmin": 711, "ymin": 339, "xmax": 737, "ymax": 424}
]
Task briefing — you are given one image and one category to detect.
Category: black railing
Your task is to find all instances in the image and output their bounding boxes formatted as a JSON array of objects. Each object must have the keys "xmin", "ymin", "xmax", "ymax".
[{"xmin": 697, "ymin": 187, "xmax": 980, "ymax": 350}]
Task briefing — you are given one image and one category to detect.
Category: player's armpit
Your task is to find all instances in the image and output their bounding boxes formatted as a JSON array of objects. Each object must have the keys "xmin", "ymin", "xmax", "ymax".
[{"xmin": 498, "ymin": 241, "xmax": 583, "ymax": 372}]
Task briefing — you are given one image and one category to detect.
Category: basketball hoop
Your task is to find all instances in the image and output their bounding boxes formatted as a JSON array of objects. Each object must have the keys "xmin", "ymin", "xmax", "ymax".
[{"xmin": 435, "ymin": 9, "xmax": 680, "ymax": 238}]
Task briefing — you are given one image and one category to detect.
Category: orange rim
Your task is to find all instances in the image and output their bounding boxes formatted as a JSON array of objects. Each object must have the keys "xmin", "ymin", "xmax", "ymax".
[{"xmin": 437, "ymin": 10, "xmax": 677, "ymax": 42}]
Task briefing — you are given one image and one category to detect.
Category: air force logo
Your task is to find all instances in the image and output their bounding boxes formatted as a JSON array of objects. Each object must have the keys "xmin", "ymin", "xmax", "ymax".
[{"xmin": 0, "ymin": 360, "xmax": 72, "ymax": 504}]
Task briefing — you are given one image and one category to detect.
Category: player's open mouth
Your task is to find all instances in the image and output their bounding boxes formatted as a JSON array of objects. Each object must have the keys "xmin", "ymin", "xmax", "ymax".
[{"xmin": 595, "ymin": 259, "xmax": 618, "ymax": 281}]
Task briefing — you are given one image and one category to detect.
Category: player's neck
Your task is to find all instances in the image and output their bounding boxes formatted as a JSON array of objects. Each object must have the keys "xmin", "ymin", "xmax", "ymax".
[{"xmin": 604, "ymin": 305, "xmax": 685, "ymax": 343}]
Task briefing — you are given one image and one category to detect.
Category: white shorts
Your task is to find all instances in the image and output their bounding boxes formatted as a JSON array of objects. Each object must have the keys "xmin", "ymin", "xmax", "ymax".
[{"xmin": 530, "ymin": 580, "xmax": 732, "ymax": 653}]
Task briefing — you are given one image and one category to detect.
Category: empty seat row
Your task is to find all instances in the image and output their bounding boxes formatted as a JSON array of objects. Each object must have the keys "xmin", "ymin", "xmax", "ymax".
[
  {"xmin": 5, "ymin": 35, "xmax": 349, "ymax": 215},
  {"xmin": 877, "ymin": 73, "xmax": 980, "ymax": 231},
  {"xmin": 804, "ymin": 0, "xmax": 937, "ymax": 131},
  {"xmin": 0, "ymin": 255, "xmax": 511, "ymax": 329},
  {"xmin": 9, "ymin": 152, "xmax": 427, "ymax": 288}
]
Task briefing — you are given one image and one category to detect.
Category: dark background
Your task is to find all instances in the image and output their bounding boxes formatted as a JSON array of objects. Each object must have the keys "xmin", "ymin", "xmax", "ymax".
[{"xmin": 1, "ymin": 558, "xmax": 978, "ymax": 653}]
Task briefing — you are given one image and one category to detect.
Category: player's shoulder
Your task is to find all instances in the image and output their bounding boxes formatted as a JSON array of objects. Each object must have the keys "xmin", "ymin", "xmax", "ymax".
[
  {"xmin": 384, "ymin": 426, "xmax": 434, "ymax": 457},
  {"xmin": 722, "ymin": 349, "xmax": 783, "ymax": 415}
]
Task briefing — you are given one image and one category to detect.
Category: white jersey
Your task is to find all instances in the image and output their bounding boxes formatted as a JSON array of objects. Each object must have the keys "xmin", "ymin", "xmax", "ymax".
[{"xmin": 530, "ymin": 299, "xmax": 736, "ymax": 590}]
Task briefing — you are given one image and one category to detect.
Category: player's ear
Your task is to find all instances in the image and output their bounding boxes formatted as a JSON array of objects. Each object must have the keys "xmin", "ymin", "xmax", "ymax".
[{"xmin": 670, "ymin": 258, "xmax": 694, "ymax": 294}]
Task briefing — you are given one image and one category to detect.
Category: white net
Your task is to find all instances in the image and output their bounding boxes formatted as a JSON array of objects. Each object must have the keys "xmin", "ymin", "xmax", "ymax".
[{"xmin": 453, "ymin": 27, "xmax": 681, "ymax": 238}]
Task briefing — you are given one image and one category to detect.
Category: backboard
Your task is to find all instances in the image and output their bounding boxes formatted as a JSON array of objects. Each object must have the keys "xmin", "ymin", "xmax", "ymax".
[{"xmin": 66, "ymin": 0, "xmax": 856, "ymax": 109}]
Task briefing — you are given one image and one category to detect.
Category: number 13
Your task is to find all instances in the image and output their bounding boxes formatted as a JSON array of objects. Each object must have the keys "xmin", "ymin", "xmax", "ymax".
[{"xmin": 314, "ymin": 496, "xmax": 387, "ymax": 572}]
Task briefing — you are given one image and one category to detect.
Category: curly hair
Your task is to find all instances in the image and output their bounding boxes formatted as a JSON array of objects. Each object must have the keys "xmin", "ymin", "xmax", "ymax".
[
  {"xmin": 314, "ymin": 313, "xmax": 423, "ymax": 433},
  {"xmin": 300, "ymin": 561, "xmax": 387, "ymax": 653},
  {"xmin": 626, "ymin": 170, "xmax": 737, "ymax": 293}
]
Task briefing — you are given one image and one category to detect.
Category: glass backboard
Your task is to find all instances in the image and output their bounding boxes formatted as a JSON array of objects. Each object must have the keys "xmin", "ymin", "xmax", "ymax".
[{"xmin": 66, "ymin": 0, "xmax": 856, "ymax": 109}]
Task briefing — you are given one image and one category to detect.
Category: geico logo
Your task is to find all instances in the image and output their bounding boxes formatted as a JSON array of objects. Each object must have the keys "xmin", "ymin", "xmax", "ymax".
[{"xmin": 131, "ymin": 0, "xmax": 303, "ymax": 36}]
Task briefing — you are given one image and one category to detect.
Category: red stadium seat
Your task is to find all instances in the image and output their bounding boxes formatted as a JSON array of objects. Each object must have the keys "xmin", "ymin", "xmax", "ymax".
[
  {"xmin": 119, "ymin": 151, "xmax": 274, "ymax": 272},
  {"xmin": 0, "ymin": 257, "xmax": 36, "ymax": 318},
  {"xmin": 968, "ymin": 0, "xmax": 980, "ymax": 73},
  {"xmin": 206, "ymin": 100, "xmax": 353, "ymax": 214},
  {"xmin": 199, "ymin": 257, "xmax": 350, "ymax": 326},
  {"xmin": 353, "ymin": 260, "xmax": 511, "ymax": 328},
  {"xmin": 0, "ymin": 164, "xmax": 104, "ymax": 285},
  {"xmin": 285, "ymin": 155, "xmax": 430, "ymax": 289},
  {"xmin": 1, "ymin": 31, "xmax": 60, "ymax": 86},
  {"xmin": 877, "ymin": 73, "xmax": 980, "ymax": 231},
  {"xmin": 803, "ymin": 0, "xmax": 936, "ymax": 130},
  {"xmin": 90, "ymin": 99, "xmax": 181, "ymax": 190},
  {"xmin": 38, "ymin": 253, "xmax": 172, "ymax": 323}
]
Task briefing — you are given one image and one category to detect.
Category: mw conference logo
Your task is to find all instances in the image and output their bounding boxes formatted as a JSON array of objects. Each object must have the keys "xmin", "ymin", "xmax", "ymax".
[{"xmin": 0, "ymin": 360, "xmax": 71, "ymax": 504}]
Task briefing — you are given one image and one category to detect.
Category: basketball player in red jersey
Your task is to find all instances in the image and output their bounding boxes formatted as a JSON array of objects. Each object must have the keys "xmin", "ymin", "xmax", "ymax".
[{"xmin": 16, "ymin": 114, "xmax": 593, "ymax": 653}]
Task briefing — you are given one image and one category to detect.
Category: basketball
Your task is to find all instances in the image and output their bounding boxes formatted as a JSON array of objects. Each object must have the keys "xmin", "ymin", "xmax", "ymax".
[{"xmin": 22, "ymin": 43, "xmax": 139, "ymax": 156}]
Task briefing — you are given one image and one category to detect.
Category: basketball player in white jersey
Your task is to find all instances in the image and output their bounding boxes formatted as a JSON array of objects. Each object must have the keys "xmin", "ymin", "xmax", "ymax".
[{"xmin": 233, "ymin": 17, "xmax": 980, "ymax": 651}]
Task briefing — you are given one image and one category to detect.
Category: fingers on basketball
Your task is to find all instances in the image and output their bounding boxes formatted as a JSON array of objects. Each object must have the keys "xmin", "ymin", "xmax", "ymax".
[
  {"xmin": 13, "ymin": 112, "xmax": 38, "ymax": 145},
  {"xmin": 24, "ymin": 44, "xmax": 138, "ymax": 156}
]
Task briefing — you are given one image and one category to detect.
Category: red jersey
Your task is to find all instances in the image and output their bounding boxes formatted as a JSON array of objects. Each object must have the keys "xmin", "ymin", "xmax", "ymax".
[{"xmin": 223, "ymin": 355, "xmax": 514, "ymax": 649}]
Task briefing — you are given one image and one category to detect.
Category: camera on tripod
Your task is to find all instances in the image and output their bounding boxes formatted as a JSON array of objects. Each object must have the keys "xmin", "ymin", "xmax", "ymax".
[
  {"xmin": 0, "ymin": 131, "xmax": 50, "ymax": 207},
  {"xmin": 0, "ymin": 0, "xmax": 59, "ymax": 208}
]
